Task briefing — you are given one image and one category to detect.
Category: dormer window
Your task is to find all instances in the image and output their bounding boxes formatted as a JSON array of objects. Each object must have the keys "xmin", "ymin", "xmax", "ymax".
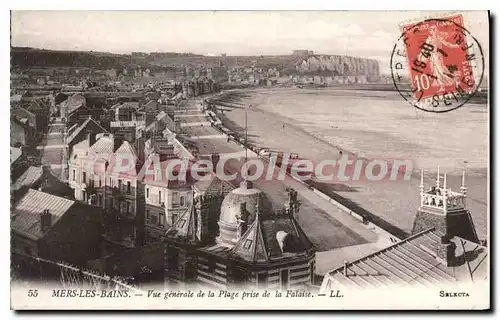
[
  {"xmin": 243, "ymin": 239, "xmax": 253, "ymax": 249},
  {"xmin": 178, "ymin": 219, "xmax": 186, "ymax": 229}
]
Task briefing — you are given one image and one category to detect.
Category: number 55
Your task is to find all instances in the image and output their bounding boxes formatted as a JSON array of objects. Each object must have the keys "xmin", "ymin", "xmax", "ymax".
[{"xmin": 28, "ymin": 289, "xmax": 38, "ymax": 297}]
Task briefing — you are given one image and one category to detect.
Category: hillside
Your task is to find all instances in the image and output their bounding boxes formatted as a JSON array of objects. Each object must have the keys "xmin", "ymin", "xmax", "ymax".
[
  {"xmin": 11, "ymin": 47, "xmax": 381, "ymax": 78},
  {"xmin": 11, "ymin": 47, "xmax": 144, "ymax": 70}
]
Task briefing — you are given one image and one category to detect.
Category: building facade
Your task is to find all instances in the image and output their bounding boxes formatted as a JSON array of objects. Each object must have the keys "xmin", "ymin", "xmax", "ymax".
[{"xmin": 164, "ymin": 181, "xmax": 316, "ymax": 290}]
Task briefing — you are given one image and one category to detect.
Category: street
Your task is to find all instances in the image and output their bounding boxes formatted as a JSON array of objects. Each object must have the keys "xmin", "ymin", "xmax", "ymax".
[{"xmin": 178, "ymin": 98, "xmax": 382, "ymax": 251}]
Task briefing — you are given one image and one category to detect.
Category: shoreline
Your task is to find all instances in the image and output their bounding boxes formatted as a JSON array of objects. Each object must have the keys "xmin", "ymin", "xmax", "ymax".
[
  {"xmin": 205, "ymin": 87, "xmax": 488, "ymax": 239},
  {"xmin": 208, "ymin": 87, "xmax": 488, "ymax": 177}
]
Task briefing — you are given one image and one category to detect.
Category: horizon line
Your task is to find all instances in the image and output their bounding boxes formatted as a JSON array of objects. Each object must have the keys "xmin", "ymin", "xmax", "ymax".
[{"xmin": 10, "ymin": 45, "xmax": 383, "ymax": 62}]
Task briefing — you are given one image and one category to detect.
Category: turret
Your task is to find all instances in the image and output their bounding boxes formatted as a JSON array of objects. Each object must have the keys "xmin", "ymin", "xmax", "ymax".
[{"xmin": 412, "ymin": 167, "xmax": 479, "ymax": 243}]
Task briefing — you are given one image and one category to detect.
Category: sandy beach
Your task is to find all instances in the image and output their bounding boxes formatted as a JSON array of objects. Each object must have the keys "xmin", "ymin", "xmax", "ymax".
[{"xmin": 209, "ymin": 87, "xmax": 489, "ymax": 240}]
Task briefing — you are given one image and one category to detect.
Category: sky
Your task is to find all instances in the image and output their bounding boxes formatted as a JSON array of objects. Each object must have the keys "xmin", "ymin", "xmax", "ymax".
[{"xmin": 11, "ymin": 11, "xmax": 489, "ymax": 73}]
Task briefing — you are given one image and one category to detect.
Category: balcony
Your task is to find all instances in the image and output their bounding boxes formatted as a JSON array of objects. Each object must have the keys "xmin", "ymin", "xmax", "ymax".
[
  {"xmin": 110, "ymin": 120, "xmax": 146, "ymax": 128},
  {"xmin": 110, "ymin": 185, "xmax": 137, "ymax": 198}
]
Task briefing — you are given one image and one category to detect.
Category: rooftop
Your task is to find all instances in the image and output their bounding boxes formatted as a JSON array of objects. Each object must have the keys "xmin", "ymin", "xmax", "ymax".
[
  {"xmin": 229, "ymin": 211, "xmax": 315, "ymax": 263},
  {"xmin": 321, "ymin": 228, "xmax": 488, "ymax": 290},
  {"xmin": 89, "ymin": 136, "xmax": 114, "ymax": 156},
  {"xmin": 11, "ymin": 166, "xmax": 43, "ymax": 191},
  {"xmin": 193, "ymin": 172, "xmax": 234, "ymax": 197},
  {"xmin": 66, "ymin": 117, "xmax": 109, "ymax": 145},
  {"xmin": 11, "ymin": 189, "xmax": 75, "ymax": 240},
  {"xmin": 11, "ymin": 147, "xmax": 22, "ymax": 164}
]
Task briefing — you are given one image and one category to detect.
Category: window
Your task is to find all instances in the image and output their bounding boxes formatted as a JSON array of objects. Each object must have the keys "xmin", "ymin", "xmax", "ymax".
[
  {"xmin": 159, "ymin": 213, "xmax": 165, "ymax": 226},
  {"xmin": 172, "ymin": 192, "xmax": 179, "ymax": 207},
  {"xmin": 146, "ymin": 188, "xmax": 149, "ymax": 198},
  {"xmin": 172, "ymin": 213, "xmax": 178, "ymax": 225},
  {"xmin": 127, "ymin": 181, "xmax": 131, "ymax": 194},
  {"xmin": 180, "ymin": 196, "xmax": 185, "ymax": 207},
  {"xmin": 72, "ymin": 170, "xmax": 76, "ymax": 182},
  {"xmin": 146, "ymin": 210, "xmax": 150, "ymax": 222},
  {"xmin": 118, "ymin": 179, "xmax": 122, "ymax": 190},
  {"xmin": 99, "ymin": 177, "xmax": 102, "ymax": 187},
  {"xmin": 126, "ymin": 202, "xmax": 131, "ymax": 214},
  {"xmin": 243, "ymin": 239, "xmax": 253, "ymax": 249},
  {"xmin": 98, "ymin": 194, "xmax": 103, "ymax": 206},
  {"xmin": 151, "ymin": 214, "xmax": 158, "ymax": 225},
  {"xmin": 159, "ymin": 191, "xmax": 162, "ymax": 203},
  {"xmin": 280, "ymin": 269, "xmax": 289, "ymax": 290},
  {"xmin": 177, "ymin": 219, "xmax": 186, "ymax": 228},
  {"xmin": 82, "ymin": 172, "xmax": 87, "ymax": 184}
]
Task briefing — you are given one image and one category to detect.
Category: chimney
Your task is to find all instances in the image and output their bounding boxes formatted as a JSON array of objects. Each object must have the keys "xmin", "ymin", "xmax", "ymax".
[
  {"xmin": 41, "ymin": 164, "xmax": 51, "ymax": 175},
  {"xmin": 211, "ymin": 153, "xmax": 220, "ymax": 173},
  {"xmin": 87, "ymin": 133, "xmax": 96, "ymax": 148},
  {"xmin": 436, "ymin": 234, "xmax": 457, "ymax": 267},
  {"xmin": 287, "ymin": 188, "xmax": 299, "ymax": 214},
  {"xmin": 113, "ymin": 136, "xmax": 123, "ymax": 152},
  {"xmin": 136, "ymin": 136, "xmax": 145, "ymax": 162},
  {"xmin": 40, "ymin": 209, "xmax": 52, "ymax": 233}
]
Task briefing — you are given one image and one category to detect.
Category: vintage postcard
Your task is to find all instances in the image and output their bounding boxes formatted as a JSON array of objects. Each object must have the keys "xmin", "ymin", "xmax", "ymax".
[{"xmin": 9, "ymin": 10, "xmax": 490, "ymax": 310}]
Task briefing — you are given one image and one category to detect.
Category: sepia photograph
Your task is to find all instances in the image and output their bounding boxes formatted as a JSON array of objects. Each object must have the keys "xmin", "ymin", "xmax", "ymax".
[{"xmin": 9, "ymin": 10, "xmax": 490, "ymax": 310}]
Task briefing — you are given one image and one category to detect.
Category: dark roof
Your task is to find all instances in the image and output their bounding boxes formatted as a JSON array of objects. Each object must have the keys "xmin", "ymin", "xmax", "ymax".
[
  {"xmin": 11, "ymin": 166, "xmax": 43, "ymax": 191},
  {"xmin": 11, "ymin": 106, "xmax": 36, "ymax": 128},
  {"xmin": 322, "ymin": 228, "xmax": 488, "ymax": 289},
  {"xmin": 10, "ymin": 147, "xmax": 22, "ymax": 164},
  {"xmin": 109, "ymin": 102, "xmax": 140, "ymax": 112},
  {"xmin": 193, "ymin": 173, "xmax": 234, "ymax": 197},
  {"xmin": 11, "ymin": 189, "xmax": 75, "ymax": 240},
  {"xmin": 25, "ymin": 97, "xmax": 51, "ymax": 113},
  {"xmin": 89, "ymin": 136, "xmax": 114, "ymax": 155},
  {"xmin": 66, "ymin": 117, "xmax": 109, "ymax": 145},
  {"xmin": 165, "ymin": 203, "xmax": 196, "ymax": 242},
  {"xmin": 59, "ymin": 93, "xmax": 86, "ymax": 115},
  {"xmin": 229, "ymin": 212, "xmax": 315, "ymax": 264}
]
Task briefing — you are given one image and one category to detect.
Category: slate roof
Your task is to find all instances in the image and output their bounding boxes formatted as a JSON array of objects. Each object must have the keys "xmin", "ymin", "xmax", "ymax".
[
  {"xmin": 106, "ymin": 141, "xmax": 140, "ymax": 177},
  {"xmin": 89, "ymin": 136, "xmax": 114, "ymax": 155},
  {"xmin": 11, "ymin": 107, "xmax": 36, "ymax": 128},
  {"xmin": 11, "ymin": 189, "xmax": 75, "ymax": 240},
  {"xmin": 11, "ymin": 166, "xmax": 43, "ymax": 191},
  {"xmin": 11, "ymin": 147, "xmax": 22, "ymax": 164},
  {"xmin": 64, "ymin": 93, "xmax": 86, "ymax": 114},
  {"xmin": 11, "ymin": 94, "xmax": 23, "ymax": 102},
  {"xmin": 229, "ymin": 212, "xmax": 315, "ymax": 264},
  {"xmin": 66, "ymin": 117, "xmax": 109, "ymax": 145},
  {"xmin": 156, "ymin": 111, "xmax": 176, "ymax": 131},
  {"xmin": 322, "ymin": 228, "xmax": 488, "ymax": 289},
  {"xmin": 193, "ymin": 172, "xmax": 234, "ymax": 197},
  {"xmin": 165, "ymin": 203, "xmax": 197, "ymax": 241},
  {"xmin": 109, "ymin": 102, "xmax": 140, "ymax": 112}
]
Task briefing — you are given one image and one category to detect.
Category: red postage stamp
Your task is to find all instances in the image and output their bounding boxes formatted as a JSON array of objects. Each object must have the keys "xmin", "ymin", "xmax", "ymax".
[{"xmin": 400, "ymin": 14, "xmax": 476, "ymax": 100}]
